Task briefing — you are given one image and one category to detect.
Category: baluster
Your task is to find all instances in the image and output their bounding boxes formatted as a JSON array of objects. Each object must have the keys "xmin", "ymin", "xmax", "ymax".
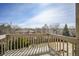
[
  {"xmin": 8, "ymin": 37, "xmax": 9, "ymax": 50},
  {"xmin": 9, "ymin": 36, "xmax": 11, "ymax": 50},
  {"xmin": 29, "ymin": 36, "xmax": 31, "ymax": 46},
  {"xmin": 57, "ymin": 38, "xmax": 58, "ymax": 52},
  {"xmin": 49, "ymin": 36, "xmax": 51, "ymax": 48},
  {"xmin": 21, "ymin": 36, "xmax": 23, "ymax": 48},
  {"xmin": 9, "ymin": 40, "xmax": 10, "ymax": 50},
  {"xmin": 30, "ymin": 35, "xmax": 31, "ymax": 46},
  {"xmin": 1, "ymin": 41, "xmax": 3, "ymax": 55},
  {"xmin": 32, "ymin": 36, "xmax": 35, "ymax": 46},
  {"xmin": 67, "ymin": 42, "xmax": 69, "ymax": 56},
  {"xmin": 62, "ymin": 40, "xmax": 64, "ymax": 56},
  {"xmin": 32, "ymin": 36, "xmax": 33, "ymax": 46},
  {"xmin": 55, "ymin": 38, "xmax": 57, "ymax": 51},
  {"xmin": 33, "ymin": 36, "xmax": 36, "ymax": 44},
  {"xmin": 40, "ymin": 36, "xmax": 42, "ymax": 51},
  {"xmin": 4, "ymin": 40, "xmax": 6, "ymax": 52},
  {"xmin": 3, "ymin": 39, "xmax": 5, "ymax": 54},
  {"xmin": 54, "ymin": 36, "xmax": 55, "ymax": 50},
  {"xmin": 11, "ymin": 36, "xmax": 12, "ymax": 50},
  {"xmin": 39, "ymin": 36, "xmax": 41, "ymax": 44},
  {"xmin": 23, "ymin": 36, "xmax": 24, "ymax": 48},
  {"xmin": 72, "ymin": 44, "xmax": 75, "ymax": 56},
  {"xmin": 33, "ymin": 35, "xmax": 38, "ymax": 55},
  {"xmin": 34, "ymin": 36, "xmax": 37, "ymax": 44},
  {"xmin": 15, "ymin": 36, "xmax": 17, "ymax": 49},
  {"xmin": 60, "ymin": 38, "xmax": 62, "ymax": 54},
  {"xmin": 50, "ymin": 36, "xmax": 55, "ymax": 42},
  {"xmin": 3, "ymin": 42, "xmax": 5, "ymax": 54},
  {"xmin": 41, "ymin": 36, "xmax": 42, "ymax": 53},
  {"xmin": 14, "ymin": 36, "xmax": 15, "ymax": 49},
  {"xmin": 30, "ymin": 36, "xmax": 32, "ymax": 45},
  {"xmin": 31, "ymin": 36, "xmax": 32, "ymax": 46},
  {"xmin": 37, "ymin": 35, "xmax": 38, "ymax": 54},
  {"xmin": 48, "ymin": 35, "xmax": 49, "ymax": 46},
  {"xmin": 59, "ymin": 39, "xmax": 61, "ymax": 55},
  {"xmin": 33, "ymin": 36, "xmax": 34, "ymax": 45},
  {"xmin": 38, "ymin": 36, "xmax": 39, "ymax": 54},
  {"xmin": 30, "ymin": 36, "xmax": 32, "ymax": 46},
  {"xmin": 74, "ymin": 44, "xmax": 76, "ymax": 56},
  {"xmin": 54, "ymin": 37, "xmax": 56, "ymax": 51},
  {"xmin": 74, "ymin": 44, "xmax": 75, "ymax": 56},
  {"xmin": 26, "ymin": 36, "xmax": 27, "ymax": 47},
  {"xmin": 17, "ymin": 36, "xmax": 18, "ymax": 49},
  {"xmin": 52, "ymin": 36, "xmax": 54, "ymax": 49},
  {"xmin": 12, "ymin": 36, "xmax": 14, "ymax": 50},
  {"xmin": 24, "ymin": 36, "xmax": 26, "ymax": 47},
  {"xmin": 38, "ymin": 35, "xmax": 41, "ymax": 53},
  {"xmin": 0, "ymin": 44, "xmax": 1, "ymax": 55},
  {"xmin": 28, "ymin": 37, "xmax": 31, "ymax": 46},
  {"xmin": 51, "ymin": 36, "xmax": 54, "ymax": 49},
  {"xmin": 25, "ymin": 35, "xmax": 27, "ymax": 47},
  {"xmin": 20, "ymin": 37, "xmax": 21, "ymax": 49},
  {"xmin": 2, "ymin": 44, "xmax": 4, "ymax": 55},
  {"xmin": 41, "ymin": 36, "xmax": 43, "ymax": 53}
]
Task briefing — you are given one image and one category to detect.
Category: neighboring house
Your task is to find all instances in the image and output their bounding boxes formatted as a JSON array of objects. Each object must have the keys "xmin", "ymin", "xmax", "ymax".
[
  {"xmin": 13, "ymin": 25, "xmax": 76, "ymax": 37},
  {"xmin": 15, "ymin": 28, "xmax": 35, "ymax": 34}
]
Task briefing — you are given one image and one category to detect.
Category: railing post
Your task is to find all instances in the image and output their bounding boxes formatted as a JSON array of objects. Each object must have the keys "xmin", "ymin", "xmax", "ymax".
[{"xmin": 76, "ymin": 3, "xmax": 79, "ymax": 56}]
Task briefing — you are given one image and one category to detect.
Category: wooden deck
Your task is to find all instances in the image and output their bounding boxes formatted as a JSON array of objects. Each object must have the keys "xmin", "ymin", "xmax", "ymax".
[
  {"xmin": 3, "ymin": 43, "xmax": 50, "ymax": 56},
  {"xmin": 0, "ymin": 33, "xmax": 78, "ymax": 56}
]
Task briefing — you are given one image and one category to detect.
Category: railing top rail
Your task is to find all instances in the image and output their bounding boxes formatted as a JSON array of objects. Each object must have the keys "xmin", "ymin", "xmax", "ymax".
[
  {"xmin": 0, "ymin": 35, "xmax": 6, "ymax": 41},
  {"xmin": 50, "ymin": 34, "xmax": 78, "ymax": 44},
  {"xmin": 6, "ymin": 33, "xmax": 79, "ymax": 44},
  {"xmin": 6, "ymin": 33, "xmax": 50, "ymax": 36}
]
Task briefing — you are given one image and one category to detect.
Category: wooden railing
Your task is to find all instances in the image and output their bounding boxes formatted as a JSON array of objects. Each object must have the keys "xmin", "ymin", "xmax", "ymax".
[
  {"xmin": 0, "ymin": 37, "xmax": 7, "ymax": 56},
  {"xmin": 48, "ymin": 34, "xmax": 78, "ymax": 56},
  {"xmin": 0, "ymin": 33, "xmax": 49, "ymax": 56},
  {"xmin": 0, "ymin": 33, "xmax": 79, "ymax": 56}
]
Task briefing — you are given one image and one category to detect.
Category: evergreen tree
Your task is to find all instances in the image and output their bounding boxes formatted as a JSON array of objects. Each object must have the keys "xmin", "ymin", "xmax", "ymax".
[{"xmin": 63, "ymin": 24, "xmax": 70, "ymax": 36}]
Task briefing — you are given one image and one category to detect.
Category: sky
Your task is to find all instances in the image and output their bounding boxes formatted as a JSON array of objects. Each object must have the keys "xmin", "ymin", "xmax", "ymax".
[{"xmin": 0, "ymin": 3, "xmax": 75, "ymax": 28}]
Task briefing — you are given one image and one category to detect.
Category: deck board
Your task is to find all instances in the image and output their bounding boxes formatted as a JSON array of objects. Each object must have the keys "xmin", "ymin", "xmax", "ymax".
[{"xmin": 3, "ymin": 43, "xmax": 50, "ymax": 56}]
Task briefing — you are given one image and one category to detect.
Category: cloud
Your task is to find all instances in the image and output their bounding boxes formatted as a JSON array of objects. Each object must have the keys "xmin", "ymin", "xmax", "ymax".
[
  {"xmin": 8, "ymin": 3, "xmax": 75, "ymax": 28},
  {"xmin": 0, "ymin": 3, "xmax": 75, "ymax": 28},
  {"xmin": 19, "ymin": 7, "xmax": 66, "ymax": 28},
  {"xmin": 38, "ymin": 3, "xmax": 50, "ymax": 8}
]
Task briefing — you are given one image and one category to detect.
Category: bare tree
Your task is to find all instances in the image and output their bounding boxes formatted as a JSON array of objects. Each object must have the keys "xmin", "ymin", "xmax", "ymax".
[
  {"xmin": 49, "ymin": 23, "xmax": 60, "ymax": 34},
  {"xmin": 0, "ymin": 24, "xmax": 12, "ymax": 34},
  {"xmin": 42, "ymin": 24, "xmax": 49, "ymax": 33}
]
